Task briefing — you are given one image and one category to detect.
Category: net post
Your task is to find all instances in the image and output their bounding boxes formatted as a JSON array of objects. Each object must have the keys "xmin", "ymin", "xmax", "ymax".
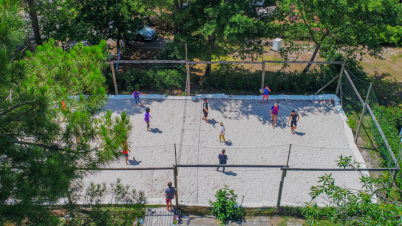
[
  {"xmin": 276, "ymin": 168, "xmax": 287, "ymax": 210},
  {"xmin": 185, "ymin": 44, "xmax": 190, "ymax": 96},
  {"xmin": 174, "ymin": 144, "xmax": 179, "ymax": 208},
  {"xmin": 110, "ymin": 63, "xmax": 118, "ymax": 95},
  {"xmin": 261, "ymin": 58, "xmax": 265, "ymax": 89},
  {"xmin": 355, "ymin": 83, "xmax": 372, "ymax": 142},
  {"xmin": 336, "ymin": 63, "xmax": 344, "ymax": 96}
]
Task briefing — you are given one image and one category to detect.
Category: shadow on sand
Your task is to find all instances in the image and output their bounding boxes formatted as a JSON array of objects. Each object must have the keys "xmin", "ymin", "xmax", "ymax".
[
  {"xmin": 208, "ymin": 119, "xmax": 218, "ymax": 127},
  {"xmin": 225, "ymin": 140, "xmax": 233, "ymax": 146},
  {"xmin": 128, "ymin": 159, "xmax": 142, "ymax": 166},
  {"xmin": 294, "ymin": 131, "xmax": 306, "ymax": 136},
  {"xmin": 150, "ymin": 128, "xmax": 162, "ymax": 133},
  {"xmin": 223, "ymin": 171, "xmax": 237, "ymax": 176}
]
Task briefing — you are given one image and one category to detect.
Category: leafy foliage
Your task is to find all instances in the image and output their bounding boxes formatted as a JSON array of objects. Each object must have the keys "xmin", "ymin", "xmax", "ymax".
[
  {"xmin": 66, "ymin": 178, "xmax": 145, "ymax": 225},
  {"xmin": 276, "ymin": 0, "xmax": 401, "ymax": 72},
  {"xmin": 303, "ymin": 156, "xmax": 401, "ymax": 225},
  {"xmin": 370, "ymin": 105, "xmax": 401, "ymax": 170},
  {"xmin": 37, "ymin": 0, "xmax": 90, "ymax": 44},
  {"xmin": 210, "ymin": 186, "xmax": 244, "ymax": 225},
  {"xmin": 0, "ymin": 39, "xmax": 132, "ymax": 224},
  {"xmin": 162, "ymin": 0, "xmax": 269, "ymax": 75},
  {"xmin": 75, "ymin": 0, "xmax": 147, "ymax": 43},
  {"xmin": 109, "ymin": 67, "xmax": 186, "ymax": 93}
]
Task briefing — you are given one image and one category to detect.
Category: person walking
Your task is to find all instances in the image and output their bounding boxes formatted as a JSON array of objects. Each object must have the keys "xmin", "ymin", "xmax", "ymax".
[
  {"xmin": 202, "ymin": 98, "xmax": 209, "ymax": 122},
  {"xmin": 217, "ymin": 149, "xmax": 228, "ymax": 172},
  {"xmin": 145, "ymin": 108, "xmax": 152, "ymax": 131},
  {"xmin": 219, "ymin": 122, "xmax": 226, "ymax": 143},
  {"xmin": 132, "ymin": 90, "xmax": 146, "ymax": 106},
  {"xmin": 270, "ymin": 103, "xmax": 280, "ymax": 129},
  {"xmin": 288, "ymin": 110, "xmax": 300, "ymax": 134},
  {"xmin": 261, "ymin": 86, "xmax": 271, "ymax": 104},
  {"xmin": 164, "ymin": 182, "xmax": 176, "ymax": 212},
  {"xmin": 122, "ymin": 141, "xmax": 131, "ymax": 165}
]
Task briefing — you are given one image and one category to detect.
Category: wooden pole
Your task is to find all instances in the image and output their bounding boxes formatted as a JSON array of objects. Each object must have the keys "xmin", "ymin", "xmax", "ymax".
[
  {"xmin": 110, "ymin": 63, "xmax": 118, "ymax": 95},
  {"xmin": 261, "ymin": 60, "xmax": 266, "ymax": 89},
  {"xmin": 276, "ymin": 168, "xmax": 287, "ymax": 209},
  {"xmin": 185, "ymin": 44, "xmax": 190, "ymax": 96},
  {"xmin": 355, "ymin": 83, "xmax": 372, "ymax": 142},
  {"xmin": 340, "ymin": 77, "xmax": 343, "ymax": 108},
  {"xmin": 174, "ymin": 144, "xmax": 179, "ymax": 208},
  {"xmin": 336, "ymin": 64, "xmax": 344, "ymax": 96},
  {"xmin": 314, "ymin": 74, "xmax": 339, "ymax": 95}
]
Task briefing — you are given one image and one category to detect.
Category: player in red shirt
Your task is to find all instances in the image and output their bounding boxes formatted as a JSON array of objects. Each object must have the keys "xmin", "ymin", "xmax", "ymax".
[{"xmin": 122, "ymin": 141, "xmax": 131, "ymax": 165}]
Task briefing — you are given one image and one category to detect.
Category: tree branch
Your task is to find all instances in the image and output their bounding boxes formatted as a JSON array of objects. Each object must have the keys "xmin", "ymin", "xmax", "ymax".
[
  {"xmin": 0, "ymin": 133, "xmax": 65, "ymax": 152},
  {"xmin": 0, "ymin": 100, "xmax": 39, "ymax": 117}
]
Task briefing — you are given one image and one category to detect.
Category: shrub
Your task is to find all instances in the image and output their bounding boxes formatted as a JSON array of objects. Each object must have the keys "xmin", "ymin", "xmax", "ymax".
[
  {"xmin": 106, "ymin": 68, "xmax": 186, "ymax": 93},
  {"xmin": 210, "ymin": 186, "xmax": 244, "ymax": 225},
  {"xmin": 370, "ymin": 105, "xmax": 401, "ymax": 167}
]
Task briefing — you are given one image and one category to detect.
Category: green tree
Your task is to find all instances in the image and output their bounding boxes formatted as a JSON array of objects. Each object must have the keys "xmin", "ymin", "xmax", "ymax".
[
  {"xmin": 276, "ymin": 0, "xmax": 401, "ymax": 73},
  {"xmin": 24, "ymin": 0, "xmax": 42, "ymax": 45},
  {"xmin": 166, "ymin": 0, "xmax": 269, "ymax": 76},
  {"xmin": 75, "ymin": 0, "xmax": 148, "ymax": 54},
  {"xmin": 210, "ymin": 186, "xmax": 244, "ymax": 225},
  {"xmin": 0, "ymin": 37, "xmax": 132, "ymax": 224},
  {"xmin": 303, "ymin": 156, "xmax": 401, "ymax": 225},
  {"xmin": 36, "ymin": 0, "xmax": 89, "ymax": 46}
]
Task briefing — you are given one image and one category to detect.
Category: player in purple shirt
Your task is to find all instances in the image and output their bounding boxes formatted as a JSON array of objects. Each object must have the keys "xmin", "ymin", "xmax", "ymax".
[
  {"xmin": 132, "ymin": 91, "xmax": 146, "ymax": 106},
  {"xmin": 270, "ymin": 103, "xmax": 280, "ymax": 129},
  {"xmin": 145, "ymin": 108, "xmax": 151, "ymax": 131}
]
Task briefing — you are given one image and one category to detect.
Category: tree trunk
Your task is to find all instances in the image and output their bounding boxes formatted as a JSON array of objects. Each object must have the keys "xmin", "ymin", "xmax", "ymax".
[
  {"xmin": 302, "ymin": 44, "xmax": 320, "ymax": 74},
  {"xmin": 26, "ymin": 0, "xmax": 42, "ymax": 46},
  {"xmin": 174, "ymin": 0, "xmax": 179, "ymax": 9},
  {"xmin": 204, "ymin": 36, "xmax": 215, "ymax": 77}
]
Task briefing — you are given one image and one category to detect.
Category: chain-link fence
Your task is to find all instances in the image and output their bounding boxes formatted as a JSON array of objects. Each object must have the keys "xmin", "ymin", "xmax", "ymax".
[{"xmin": 340, "ymin": 68, "xmax": 400, "ymax": 169}]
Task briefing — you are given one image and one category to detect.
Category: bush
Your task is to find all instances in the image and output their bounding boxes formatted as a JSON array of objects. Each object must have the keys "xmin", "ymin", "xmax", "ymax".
[
  {"xmin": 106, "ymin": 68, "xmax": 186, "ymax": 93},
  {"xmin": 107, "ymin": 64, "xmax": 338, "ymax": 95},
  {"xmin": 210, "ymin": 186, "xmax": 244, "ymax": 225},
  {"xmin": 370, "ymin": 105, "xmax": 401, "ymax": 167},
  {"xmin": 201, "ymin": 64, "xmax": 337, "ymax": 94}
]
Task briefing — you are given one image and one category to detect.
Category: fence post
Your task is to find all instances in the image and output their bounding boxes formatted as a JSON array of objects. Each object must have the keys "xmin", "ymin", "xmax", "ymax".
[
  {"xmin": 276, "ymin": 168, "xmax": 287, "ymax": 209},
  {"xmin": 261, "ymin": 60, "xmax": 265, "ymax": 89},
  {"xmin": 110, "ymin": 63, "xmax": 118, "ymax": 95},
  {"xmin": 355, "ymin": 83, "xmax": 372, "ymax": 142},
  {"xmin": 174, "ymin": 144, "xmax": 179, "ymax": 208},
  {"xmin": 185, "ymin": 44, "xmax": 190, "ymax": 96},
  {"xmin": 340, "ymin": 76, "xmax": 343, "ymax": 108},
  {"xmin": 336, "ymin": 64, "xmax": 344, "ymax": 96}
]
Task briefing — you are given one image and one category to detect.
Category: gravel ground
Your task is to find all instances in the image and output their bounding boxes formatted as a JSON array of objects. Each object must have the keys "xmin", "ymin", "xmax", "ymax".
[{"xmin": 80, "ymin": 98, "xmax": 365, "ymax": 207}]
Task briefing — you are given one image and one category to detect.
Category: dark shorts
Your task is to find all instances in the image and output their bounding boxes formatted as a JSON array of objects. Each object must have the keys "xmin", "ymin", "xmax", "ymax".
[
  {"xmin": 203, "ymin": 110, "xmax": 208, "ymax": 117},
  {"xmin": 291, "ymin": 121, "xmax": 297, "ymax": 127},
  {"xmin": 166, "ymin": 198, "xmax": 172, "ymax": 204},
  {"xmin": 123, "ymin": 153, "xmax": 128, "ymax": 157}
]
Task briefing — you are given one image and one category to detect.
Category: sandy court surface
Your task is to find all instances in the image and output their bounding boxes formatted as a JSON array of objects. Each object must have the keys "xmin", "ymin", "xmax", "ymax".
[{"xmin": 80, "ymin": 98, "xmax": 365, "ymax": 207}]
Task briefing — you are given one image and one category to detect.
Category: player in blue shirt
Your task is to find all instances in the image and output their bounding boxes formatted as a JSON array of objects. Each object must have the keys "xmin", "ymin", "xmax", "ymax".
[{"xmin": 261, "ymin": 86, "xmax": 271, "ymax": 104}]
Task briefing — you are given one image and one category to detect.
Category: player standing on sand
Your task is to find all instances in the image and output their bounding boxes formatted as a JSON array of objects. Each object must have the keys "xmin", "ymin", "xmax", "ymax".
[
  {"xmin": 270, "ymin": 103, "xmax": 280, "ymax": 129},
  {"xmin": 132, "ymin": 90, "xmax": 146, "ymax": 106},
  {"xmin": 145, "ymin": 108, "xmax": 152, "ymax": 131},
  {"xmin": 164, "ymin": 182, "xmax": 176, "ymax": 212},
  {"xmin": 261, "ymin": 86, "xmax": 271, "ymax": 104},
  {"xmin": 288, "ymin": 110, "xmax": 300, "ymax": 134},
  {"xmin": 122, "ymin": 141, "xmax": 131, "ymax": 165},
  {"xmin": 219, "ymin": 122, "xmax": 226, "ymax": 143},
  {"xmin": 217, "ymin": 149, "xmax": 228, "ymax": 172},
  {"xmin": 202, "ymin": 98, "xmax": 209, "ymax": 122}
]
